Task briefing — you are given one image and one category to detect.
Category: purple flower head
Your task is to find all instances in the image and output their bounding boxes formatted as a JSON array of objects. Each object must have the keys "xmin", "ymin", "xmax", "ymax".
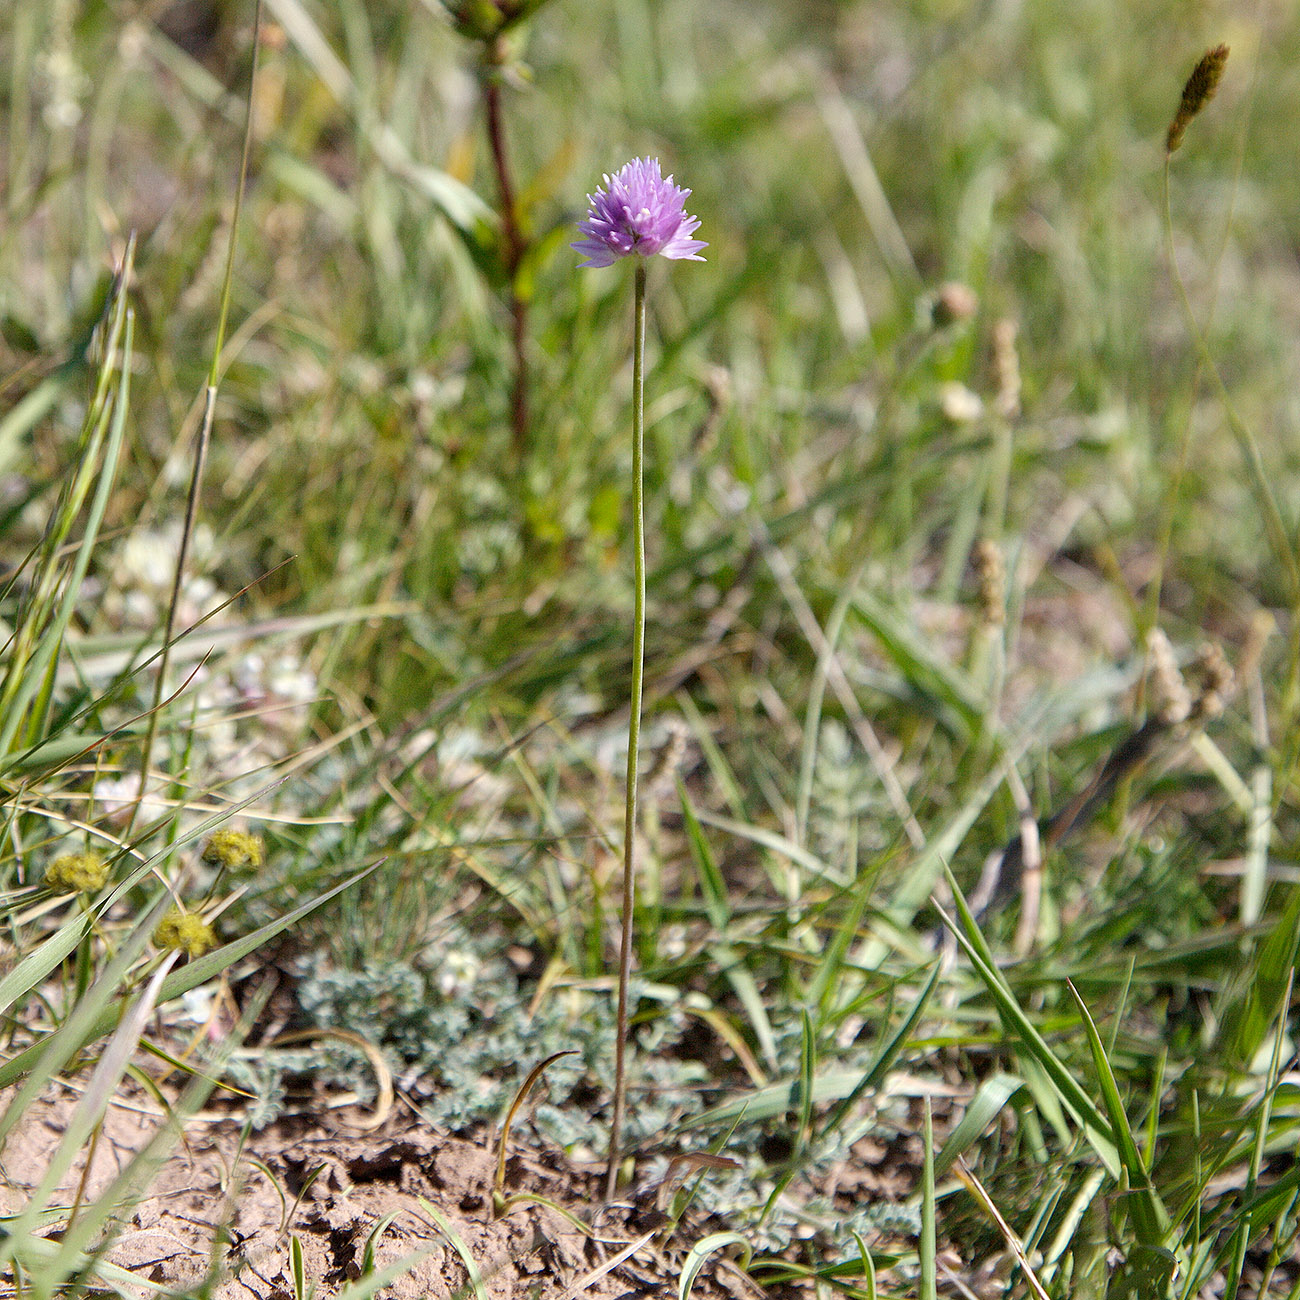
[{"xmin": 572, "ymin": 157, "xmax": 707, "ymax": 269}]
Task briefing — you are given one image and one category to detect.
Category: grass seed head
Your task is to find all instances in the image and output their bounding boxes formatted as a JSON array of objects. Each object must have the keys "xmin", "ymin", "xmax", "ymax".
[
  {"xmin": 1189, "ymin": 642, "xmax": 1234, "ymax": 720},
  {"xmin": 992, "ymin": 318, "xmax": 1022, "ymax": 420},
  {"xmin": 1167, "ymin": 44, "xmax": 1229, "ymax": 154},
  {"xmin": 1146, "ymin": 628, "xmax": 1191, "ymax": 724}
]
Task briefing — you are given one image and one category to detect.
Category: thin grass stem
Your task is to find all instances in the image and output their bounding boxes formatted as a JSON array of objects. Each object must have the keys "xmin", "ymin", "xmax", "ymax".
[{"xmin": 129, "ymin": 0, "xmax": 264, "ymax": 841}]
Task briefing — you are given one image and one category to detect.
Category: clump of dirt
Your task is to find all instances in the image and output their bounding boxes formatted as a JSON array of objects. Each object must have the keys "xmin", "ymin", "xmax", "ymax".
[{"xmin": 0, "ymin": 1089, "xmax": 751, "ymax": 1300}]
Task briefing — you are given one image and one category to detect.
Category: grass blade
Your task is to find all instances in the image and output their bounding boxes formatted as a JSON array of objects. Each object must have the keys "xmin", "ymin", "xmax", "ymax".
[
  {"xmin": 935, "ymin": 873, "xmax": 1118, "ymax": 1172},
  {"xmin": 934, "ymin": 1072, "xmax": 1022, "ymax": 1179},
  {"xmin": 1221, "ymin": 881, "xmax": 1300, "ymax": 1067},
  {"xmin": 824, "ymin": 959, "xmax": 941, "ymax": 1136},
  {"xmin": 681, "ymin": 786, "xmax": 778, "ymax": 1066},
  {"xmin": 1065, "ymin": 980, "xmax": 1170, "ymax": 1254},
  {"xmin": 493, "ymin": 1049, "xmax": 577, "ymax": 1211},
  {"xmin": 680, "ymin": 1232, "xmax": 753, "ymax": 1300},
  {"xmin": 419, "ymin": 1198, "xmax": 488, "ymax": 1300},
  {"xmin": 0, "ymin": 861, "xmax": 379, "ymax": 1089}
]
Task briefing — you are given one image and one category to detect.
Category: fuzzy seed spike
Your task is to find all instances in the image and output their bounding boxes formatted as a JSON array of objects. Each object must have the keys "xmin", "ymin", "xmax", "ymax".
[{"xmin": 1167, "ymin": 44, "xmax": 1229, "ymax": 154}]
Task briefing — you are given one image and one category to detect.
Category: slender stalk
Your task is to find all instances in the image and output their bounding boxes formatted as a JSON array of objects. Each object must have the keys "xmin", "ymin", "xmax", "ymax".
[
  {"xmin": 483, "ymin": 38, "xmax": 529, "ymax": 462},
  {"xmin": 128, "ymin": 0, "xmax": 263, "ymax": 840},
  {"xmin": 607, "ymin": 261, "xmax": 647, "ymax": 1197}
]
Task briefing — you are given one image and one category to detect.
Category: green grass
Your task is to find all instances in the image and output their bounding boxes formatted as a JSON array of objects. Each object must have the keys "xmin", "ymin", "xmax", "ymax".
[{"xmin": 2, "ymin": 0, "xmax": 1300, "ymax": 1295}]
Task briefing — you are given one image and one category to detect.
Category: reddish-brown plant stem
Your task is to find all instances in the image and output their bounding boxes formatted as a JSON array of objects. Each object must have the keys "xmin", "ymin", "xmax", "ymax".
[{"xmin": 484, "ymin": 38, "xmax": 529, "ymax": 461}]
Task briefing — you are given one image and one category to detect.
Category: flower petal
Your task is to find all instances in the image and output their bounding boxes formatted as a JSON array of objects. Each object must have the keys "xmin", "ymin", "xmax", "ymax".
[{"xmin": 573, "ymin": 157, "xmax": 707, "ymax": 268}]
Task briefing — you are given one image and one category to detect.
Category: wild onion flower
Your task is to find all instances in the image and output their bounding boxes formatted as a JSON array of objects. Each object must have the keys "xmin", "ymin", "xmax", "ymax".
[
  {"xmin": 573, "ymin": 157, "xmax": 705, "ymax": 1196},
  {"xmin": 572, "ymin": 157, "xmax": 706, "ymax": 268}
]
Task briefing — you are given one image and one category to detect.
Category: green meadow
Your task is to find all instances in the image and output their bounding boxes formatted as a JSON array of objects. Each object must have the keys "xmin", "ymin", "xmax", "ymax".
[{"xmin": 2, "ymin": 0, "xmax": 1299, "ymax": 1295}]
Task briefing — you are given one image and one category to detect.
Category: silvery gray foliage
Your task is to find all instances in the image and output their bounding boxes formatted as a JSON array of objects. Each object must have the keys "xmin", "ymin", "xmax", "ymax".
[{"xmin": 278, "ymin": 934, "xmax": 712, "ymax": 1140}]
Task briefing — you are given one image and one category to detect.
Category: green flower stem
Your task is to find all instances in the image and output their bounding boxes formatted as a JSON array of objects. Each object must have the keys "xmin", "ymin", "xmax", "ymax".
[{"xmin": 607, "ymin": 260, "xmax": 647, "ymax": 1197}]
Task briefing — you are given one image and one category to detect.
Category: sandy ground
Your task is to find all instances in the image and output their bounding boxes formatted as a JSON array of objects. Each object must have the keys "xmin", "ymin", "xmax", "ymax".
[{"xmin": 1, "ymin": 1088, "xmax": 754, "ymax": 1300}]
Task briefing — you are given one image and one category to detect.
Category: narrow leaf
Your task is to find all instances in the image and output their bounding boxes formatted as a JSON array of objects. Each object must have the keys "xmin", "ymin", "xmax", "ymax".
[{"xmin": 1066, "ymin": 981, "xmax": 1170, "ymax": 1250}]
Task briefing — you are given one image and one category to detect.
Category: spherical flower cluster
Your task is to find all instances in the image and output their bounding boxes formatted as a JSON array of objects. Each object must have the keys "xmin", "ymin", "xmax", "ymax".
[
  {"xmin": 46, "ymin": 851, "xmax": 109, "ymax": 895},
  {"xmin": 202, "ymin": 828, "xmax": 265, "ymax": 872},
  {"xmin": 572, "ymin": 157, "xmax": 706, "ymax": 269},
  {"xmin": 154, "ymin": 908, "xmax": 217, "ymax": 958}
]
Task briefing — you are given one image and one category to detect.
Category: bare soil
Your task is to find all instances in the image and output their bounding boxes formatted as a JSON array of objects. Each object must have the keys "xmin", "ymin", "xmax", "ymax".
[{"xmin": 1, "ymin": 1089, "xmax": 753, "ymax": 1300}]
